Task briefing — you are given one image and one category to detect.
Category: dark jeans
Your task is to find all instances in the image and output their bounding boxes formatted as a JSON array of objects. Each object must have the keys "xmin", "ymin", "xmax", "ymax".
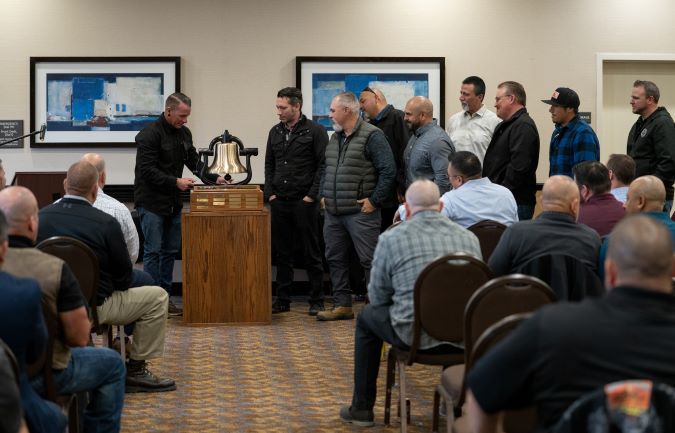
[
  {"xmin": 270, "ymin": 198, "xmax": 325, "ymax": 304},
  {"xmin": 352, "ymin": 304, "xmax": 408, "ymax": 410},
  {"xmin": 137, "ymin": 207, "xmax": 181, "ymax": 295},
  {"xmin": 517, "ymin": 204, "xmax": 535, "ymax": 221},
  {"xmin": 323, "ymin": 210, "xmax": 381, "ymax": 307}
]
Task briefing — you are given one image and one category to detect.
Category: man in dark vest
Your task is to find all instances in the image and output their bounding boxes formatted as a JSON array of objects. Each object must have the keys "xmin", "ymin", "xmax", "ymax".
[{"xmin": 318, "ymin": 92, "xmax": 396, "ymax": 321}]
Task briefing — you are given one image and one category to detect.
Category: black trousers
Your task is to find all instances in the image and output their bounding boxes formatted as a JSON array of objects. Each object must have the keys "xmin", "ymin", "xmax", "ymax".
[{"xmin": 270, "ymin": 198, "xmax": 324, "ymax": 304}]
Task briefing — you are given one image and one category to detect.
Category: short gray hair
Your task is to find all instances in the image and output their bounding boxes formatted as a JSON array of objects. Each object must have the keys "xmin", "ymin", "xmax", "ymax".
[{"xmin": 334, "ymin": 92, "xmax": 360, "ymax": 114}]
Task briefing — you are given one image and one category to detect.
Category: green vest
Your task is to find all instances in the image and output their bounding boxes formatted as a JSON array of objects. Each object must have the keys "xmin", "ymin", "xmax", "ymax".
[
  {"xmin": 4, "ymin": 248, "xmax": 72, "ymax": 369},
  {"xmin": 323, "ymin": 119, "xmax": 379, "ymax": 215}
]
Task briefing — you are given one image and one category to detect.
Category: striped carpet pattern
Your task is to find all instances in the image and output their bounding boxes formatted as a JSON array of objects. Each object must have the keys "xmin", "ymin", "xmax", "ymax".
[{"xmin": 120, "ymin": 301, "xmax": 450, "ymax": 432}]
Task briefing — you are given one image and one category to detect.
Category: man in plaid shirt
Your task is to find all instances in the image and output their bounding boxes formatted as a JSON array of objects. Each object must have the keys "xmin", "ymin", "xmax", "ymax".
[
  {"xmin": 543, "ymin": 87, "xmax": 599, "ymax": 177},
  {"xmin": 339, "ymin": 179, "xmax": 481, "ymax": 427}
]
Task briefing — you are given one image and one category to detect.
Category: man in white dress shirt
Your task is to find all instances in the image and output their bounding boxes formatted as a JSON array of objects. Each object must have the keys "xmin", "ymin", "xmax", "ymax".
[{"xmin": 446, "ymin": 76, "xmax": 501, "ymax": 164}]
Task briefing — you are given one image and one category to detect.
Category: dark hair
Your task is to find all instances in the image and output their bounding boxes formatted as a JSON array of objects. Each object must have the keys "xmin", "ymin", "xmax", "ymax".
[
  {"xmin": 0, "ymin": 209, "xmax": 7, "ymax": 242},
  {"xmin": 166, "ymin": 92, "xmax": 191, "ymax": 109},
  {"xmin": 633, "ymin": 80, "xmax": 660, "ymax": 103},
  {"xmin": 462, "ymin": 76, "xmax": 486, "ymax": 98},
  {"xmin": 449, "ymin": 151, "xmax": 482, "ymax": 178},
  {"xmin": 498, "ymin": 81, "xmax": 527, "ymax": 106},
  {"xmin": 572, "ymin": 161, "xmax": 611, "ymax": 195},
  {"xmin": 277, "ymin": 87, "xmax": 303, "ymax": 108},
  {"xmin": 606, "ymin": 154, "xmax": 636, "ymax": 185}
]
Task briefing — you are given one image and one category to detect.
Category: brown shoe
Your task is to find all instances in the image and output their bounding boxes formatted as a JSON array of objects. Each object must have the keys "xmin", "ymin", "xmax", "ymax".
[
  {"xmin": 317, "ymin": 306, "xmax": 354, "ymax": 321},
  {"xmin": 168, "ymin": 301, "xmax": 183, "ymax": 316}
]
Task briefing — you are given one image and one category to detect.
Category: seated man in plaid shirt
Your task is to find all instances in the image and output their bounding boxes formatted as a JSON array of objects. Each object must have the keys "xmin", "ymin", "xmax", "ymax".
[{"xmin": 542, "ymin": 87, "xmax": 599, "ymax": 177}]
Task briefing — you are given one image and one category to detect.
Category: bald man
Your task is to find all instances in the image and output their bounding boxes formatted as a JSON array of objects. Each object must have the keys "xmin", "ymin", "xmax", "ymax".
[
  {"xmin": 402, "ymin": 96, "xmax": 455, "ymax": 194},
  {"xmin": 467, "ymin": 215, "xmax": 675, "ymax": 431},
  {"xmin": 359, "ymin": 87, "xmax": 410, "ymax": 228},
  {"xmin": 0, "ymin": 186, "xmax": 125, "ymax": 431},
  {"xmin": 339, "ymin": 179, "xmax": 481, "ymax": 426},
  {"xmin": 37, "ymin": 161, "xmax": 176, "ymax": 393},
  {"xmin": 624, "ymin": 175, "xmax": 675, "ymax": 240},
  {"xmin": 488, "ymin": 175, "xmax": 601, "ymax": 277}
]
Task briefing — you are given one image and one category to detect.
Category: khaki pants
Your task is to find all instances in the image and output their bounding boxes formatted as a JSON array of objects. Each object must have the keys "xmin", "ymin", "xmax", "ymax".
[{"xmin": 97, "ymin": 286, "xmax": 168, "ymax": 360}]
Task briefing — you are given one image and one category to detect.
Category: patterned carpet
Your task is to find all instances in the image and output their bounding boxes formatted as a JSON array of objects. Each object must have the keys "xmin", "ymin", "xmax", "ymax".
[{"xmin": 120, "ymin": 300, "xmax": 450, "ymax": 433}]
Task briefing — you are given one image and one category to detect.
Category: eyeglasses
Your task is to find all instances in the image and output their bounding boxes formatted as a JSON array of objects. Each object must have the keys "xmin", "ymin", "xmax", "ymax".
[{"xmin": 495, "ymin": 94, "xmax": 513, "ymax": 103}]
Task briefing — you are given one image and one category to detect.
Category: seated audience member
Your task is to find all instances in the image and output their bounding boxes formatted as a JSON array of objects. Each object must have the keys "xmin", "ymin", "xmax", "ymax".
[
  {"xmin": 0, "ymin": 186, "xmax": 125, "ymax": 431},
  {"xmin": 37, "ymin": 161, "xmax": 175, "ymax": 393},
  {"xmin": 397, "ymin": 151, "xmax": 518, "ymax": 227},
  {"xmin": 466, "ymin": 215, "xmax": 675, "ymax": 432},
  {"xmin": 573, "ymin": 160, "xmax": 625, "ymax": 236},
  {"xmin": 339, "ymin": 180, "xmax": 481, "ymax": 426},
  {"xmin": 624, "ymin": 175, "xmax": 675, "ymax": 241},
  {"xmin": 0, "ymin": 210, "xmax": 66, "ymax": 433},
  {"xmin": 80, "ymin": 153, "xmax": 154, "ymax": 288},
  {"xmin": 488, "ymin": 175, "xmax": 600, "ymax": 276},
  {"xmin": 606, "ymin": 153, "xmax": 635, "ymax": 204},
  {"xmin": 0, "ymin": 339, "xmax": 29, "ymax": 433}
]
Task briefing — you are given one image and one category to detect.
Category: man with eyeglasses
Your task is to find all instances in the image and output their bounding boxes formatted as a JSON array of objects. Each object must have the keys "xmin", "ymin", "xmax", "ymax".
[
  {"xmin": 483, "ymin": 81, "xmax": 540, "ymax": 220},
  {"xmin": 446, "ymin": 76, "xmax": 501, "ymax": 164},
  {"xmin": 359, "ymin": 87, "xmax": 409, "ymax": 229}
]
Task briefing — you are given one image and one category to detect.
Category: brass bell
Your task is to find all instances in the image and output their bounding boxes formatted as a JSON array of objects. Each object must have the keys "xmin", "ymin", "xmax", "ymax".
[{"xmin": 207, "ymin": 141, "xmax": 247, "ymax": 175}]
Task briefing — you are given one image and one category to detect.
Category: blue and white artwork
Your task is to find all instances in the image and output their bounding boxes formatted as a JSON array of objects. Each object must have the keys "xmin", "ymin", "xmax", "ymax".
[
  {"xmin": 311, "ymin": 73, "xmax": 428, "ymax": 130},
  {"xmin": 46, "ymin": 73, "xmax": 164, "ymax": 132}
]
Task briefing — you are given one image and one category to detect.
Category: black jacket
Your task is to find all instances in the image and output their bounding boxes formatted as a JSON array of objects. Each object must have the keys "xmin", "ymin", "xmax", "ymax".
[
  {"xmin": 134, "ymin": 114, "xmax": 214, "ymax": 216},
  {"xmin": 483, "ymin": 108, "xmax": 540, "ymax": 206},
  {"xmin": 264, "ymin": 115, "xmax": 328, "ymax": 201},
  {"xmin": 37, "ymin": 198, "xmax": 132, "ymax": 306},
  {"xmin": 627, "ymin": 107, "xmax": 675, "ymax": 197},
  {"xmin": 369, "ymin": 105, "xmax": 410, "ymax": 200}
]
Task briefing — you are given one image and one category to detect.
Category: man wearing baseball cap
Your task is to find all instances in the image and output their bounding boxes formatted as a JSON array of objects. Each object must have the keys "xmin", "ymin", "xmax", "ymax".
[{"xmin": 543, "ymin": 87, "xmax": 600, "ymax": 177}]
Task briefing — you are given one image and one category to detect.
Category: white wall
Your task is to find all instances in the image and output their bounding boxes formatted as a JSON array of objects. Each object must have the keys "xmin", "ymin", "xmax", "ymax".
[{"xmin": 1, "ymin": 0, "xmax": 674, "ymax": 185}]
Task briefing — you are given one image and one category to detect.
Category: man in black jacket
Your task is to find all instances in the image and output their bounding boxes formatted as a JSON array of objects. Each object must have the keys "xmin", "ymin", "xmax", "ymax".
[
  {"xmin": 264, "ymin": 87, "xmax": 328, "ymax": 315},
  {"xmin": 359, "ymin": 87, "xmax": 409, "ymax": 228},
  {"xmin": 483, "ymin": 81, "xmax": 540, "ymax": 220},
  {"xmin": 134, "ymin": 92, "xmax": 225, "ymax": 315},
  {"xmin": 627, "ymin": 80, "xmax": 675, "ymax": 212}
]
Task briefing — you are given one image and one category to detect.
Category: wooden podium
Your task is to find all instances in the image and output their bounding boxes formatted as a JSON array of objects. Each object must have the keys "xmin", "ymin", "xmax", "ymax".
[{"xmin": 181, "ymin": 208, "xmax": 271, "ymax": 325}]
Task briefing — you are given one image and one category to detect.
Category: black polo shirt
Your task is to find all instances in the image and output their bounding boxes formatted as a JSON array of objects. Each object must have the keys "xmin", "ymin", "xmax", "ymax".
[{"xmin": 467, "ymin": 286, "xmax": 675, "ymax": 431}]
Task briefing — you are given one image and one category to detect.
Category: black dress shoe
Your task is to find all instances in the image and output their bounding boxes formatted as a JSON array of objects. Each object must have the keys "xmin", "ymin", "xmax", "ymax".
[
  {"xmin": 272, "ymin": 301, "xmax": 290, "ymax": 314},
  {"xmin": 308, "ymin": 303, "xmax": 325, "ymax": 316}
]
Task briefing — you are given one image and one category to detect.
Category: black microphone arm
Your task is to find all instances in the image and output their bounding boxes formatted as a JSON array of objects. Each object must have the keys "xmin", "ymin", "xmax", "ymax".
[{"xmin": 0, "ymin": 124, "xmax": 47, "ymax": 147}]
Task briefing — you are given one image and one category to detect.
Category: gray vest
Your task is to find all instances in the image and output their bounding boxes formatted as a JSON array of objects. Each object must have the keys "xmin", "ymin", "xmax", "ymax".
[
  {"xmin": 4, "ymin": 248, "xmax": 71, "ymax": 369},
  {"xmin": 324, "ymin": 119, "xmax": 379, "ymax": 215}
]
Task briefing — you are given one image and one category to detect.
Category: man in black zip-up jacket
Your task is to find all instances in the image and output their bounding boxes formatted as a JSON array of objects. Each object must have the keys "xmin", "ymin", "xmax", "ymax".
[
  {"xmin": 627, "ymin": 80, "xmax": 675, "ymax": 211},
  {"xmin": 134, "ymin": 92, "xmax": 224, "ymax": 315},
  {"xmin": 483, "ymin": 81, "xmax": 540, "ymax": 220},
  {"xmin": 264, "ymin": 87, "xmax": 328, "ymax": 315}
]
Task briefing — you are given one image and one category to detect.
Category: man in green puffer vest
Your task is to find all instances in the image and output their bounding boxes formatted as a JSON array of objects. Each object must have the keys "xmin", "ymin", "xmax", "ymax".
[{"xmin": 318, "ymin": 92, "xmax": 396, "ymax": 321}]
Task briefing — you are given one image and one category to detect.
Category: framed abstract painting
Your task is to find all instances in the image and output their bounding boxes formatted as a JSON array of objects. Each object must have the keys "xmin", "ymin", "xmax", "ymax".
[
  {"xmin": 30, "ymin": 56, "xmax": 180, "ymax": 148},
  {"xmin": 295, "ymin": 56, "xmax": 445, "ymax": 131}
]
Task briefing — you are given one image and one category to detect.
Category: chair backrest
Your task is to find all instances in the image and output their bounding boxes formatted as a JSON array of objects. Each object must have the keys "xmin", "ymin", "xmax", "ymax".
[
  {"xmin": 26, "ymin": 298, "xmax": 59, "ymax": 402},
  {"xmin": 0, "ymin": 338, "xmax": 20, "ymax": 387},
  {"xmin": 552, "ymin": 380, "xmax": 675, "ymax": 433},
  {"xmin": 36, "ymin": 236, "xmax": 101, "ymax": 329},
  {"xmin": 468, "ymin": 220, "xmax": 507, "ymax": 262},
  {"xmin": 410, "ymin": 253, "xmax": 492, "ymax": 359},
  {"xmin": 470, "ymin": 313, "xmax": 536, "ymax": 433},
  {"xmin": 464, "ymin": 274, "xmax": 556, "ymax": 361},
  {"xmin": 516, "ymin": 253, "xmax": 604, "ymax": 301}
]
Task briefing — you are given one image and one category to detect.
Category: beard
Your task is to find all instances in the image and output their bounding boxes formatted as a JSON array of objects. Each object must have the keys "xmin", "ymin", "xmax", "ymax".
[
  {"xmin": 461, "ymin": 102, "xmax": 469, "ymax": 111},
  {"xmin": 332, "ymin": 121, "xmax": 343, "ymax": 132}
]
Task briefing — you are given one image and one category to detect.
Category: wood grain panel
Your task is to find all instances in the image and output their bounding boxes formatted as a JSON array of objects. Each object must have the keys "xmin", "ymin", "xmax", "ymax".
[{"xmin": 182, "ymin": 209, "xmax": 271, "ymax": 324}]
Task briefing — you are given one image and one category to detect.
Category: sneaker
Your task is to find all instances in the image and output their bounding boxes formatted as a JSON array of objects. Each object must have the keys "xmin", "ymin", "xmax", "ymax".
[
  {"xmin": 308, "ymin": 302, "xmax": 325, "ymax": 316},
  {"xmin": 339, "ymin": 405, "xmax": 374, "ymax": 427},
  {"xmin": 272, "ymin": 300, "xmax": 291, "ymax": 314},
  {"xmin": 168, "ymin": 301, "xmax": 183, "ymax": 316},
  {"xmin": 317, "ymin": 306, "xmax": 354, "ymax": 321},
  {"xmin": 125, "ymin": 360, "xmax": 176, "ymax": 393}
]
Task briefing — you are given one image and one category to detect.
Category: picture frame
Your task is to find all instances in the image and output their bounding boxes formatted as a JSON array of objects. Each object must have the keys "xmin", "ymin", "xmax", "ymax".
[
  {"xmin": 30, "ymin": 56, "xmax": 180, "ymax": 148},
  {"xmin": 295, "ymin": 56, "xmax": 445, "ymax": 131}
]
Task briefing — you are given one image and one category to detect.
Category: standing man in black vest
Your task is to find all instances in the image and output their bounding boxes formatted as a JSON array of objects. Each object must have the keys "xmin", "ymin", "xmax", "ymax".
[
  {"xmin": 318, "ymin": 92, "xmax": 396, "ymax": 321},
  {"xmin": 264, "ymin": 87, "xmax": 328, "ymax": 316}
]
